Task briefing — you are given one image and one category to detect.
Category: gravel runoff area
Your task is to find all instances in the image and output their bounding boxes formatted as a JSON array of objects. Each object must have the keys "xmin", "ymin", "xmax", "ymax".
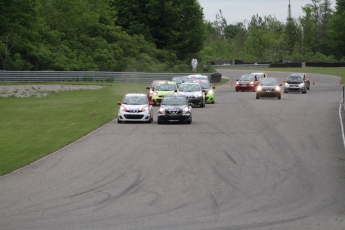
[{"xmin": 0, "ymin": 84, "xmax": 104, "ymax": 98}]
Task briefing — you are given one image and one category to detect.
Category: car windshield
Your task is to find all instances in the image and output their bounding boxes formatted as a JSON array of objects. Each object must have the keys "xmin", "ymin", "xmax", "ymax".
[
  {"xmin": 122, "ymin": 96, "xmax": 147, "ymax": 105},
  {"xmin": 288, "ymin": 75, "xmax": 303, "ymax": 81},
  {"xmin": 240, "ymin": 75, "xmax": 254, "ymax": 81},
  {"xmin": 155, "ymin": 84, "xmax": 176, "ymax": 91},
  {"xmin": 151, "ymin": 81, "xmax": 164, "ymax": 89},
  {"xmin": 161, "ymin": 97, "xmax": 187, "ymax": 105},
  {"xmin": 199, "ymin": 82, "xmax": 211, "ymax": 89},
  {"xmin": 255, "ymin": 74, "xmax": 264, "ymax": 79},
  {"xmin": 260, "ymin": 79, "xmax": 278, "ymax": 86},
  {"xmin": 178, "ymin": 84, "xmax": 200, "ymax": 92}
]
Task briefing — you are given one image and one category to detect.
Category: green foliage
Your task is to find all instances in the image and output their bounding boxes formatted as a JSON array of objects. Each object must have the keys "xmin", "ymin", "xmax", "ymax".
[
  {"xmin": 199, "ymin": 0, "xmax": 342, "ymax": 65},
  {"xmin": 111, "ymin": 0, "xmax": 206, "ymax": 61},
  {"xmin": 0, "ymin": 0, "xmax": 343, "ymax": 70}
]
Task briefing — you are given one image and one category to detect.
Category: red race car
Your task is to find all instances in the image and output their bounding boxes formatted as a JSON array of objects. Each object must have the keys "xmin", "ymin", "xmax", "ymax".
[{"xmin": 235, "ymin": 74, "xmax": 259, "ymax": 92}]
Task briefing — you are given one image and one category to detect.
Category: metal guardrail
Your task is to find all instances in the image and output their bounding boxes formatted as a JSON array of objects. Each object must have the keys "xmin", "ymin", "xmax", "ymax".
[
  {"xmin": 0, "ymin": 66, "xmax": 271, "ymax": 83},
  {"xmin": 0, "ymin": 71, "xmax": 206, "ymax": 83}
]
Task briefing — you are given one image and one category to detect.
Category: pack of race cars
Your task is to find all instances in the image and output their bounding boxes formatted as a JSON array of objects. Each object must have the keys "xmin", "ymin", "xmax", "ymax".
[
  {"xmin": 236, "ymin": 72, "xmax": 311, "ymax": 99},
  {"xmin": 117, "ymin": 72, "xmax": 311, "ymax": 124},
  {"xmin": 117, "ymin": 74, "xmax": 214, "ymax": 124}
]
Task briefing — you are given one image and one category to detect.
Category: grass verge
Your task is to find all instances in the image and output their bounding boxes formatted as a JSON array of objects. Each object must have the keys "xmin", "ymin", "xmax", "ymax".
[{"xmin": 0, "ymin": 82, "xmax": 149, "ymax": 176}]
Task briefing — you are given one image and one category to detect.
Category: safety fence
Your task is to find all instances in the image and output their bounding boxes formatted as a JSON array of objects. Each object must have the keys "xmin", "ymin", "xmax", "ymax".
[{"xmin": 0, "ymin": 71, "xmax": 202, "ymax": 83}]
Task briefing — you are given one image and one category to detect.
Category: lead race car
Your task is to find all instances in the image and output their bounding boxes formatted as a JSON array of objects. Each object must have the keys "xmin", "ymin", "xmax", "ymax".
[
  {"xmin": 157, "ymin": 95, "xmax": 192, "ymax": 124},
  {"xmin": 284, "ymin": 73, "xmax": 308, "ymax": 94},
  {"xmin": 117, "ymin": 93, "xmax": 154, "ymax": 123}
]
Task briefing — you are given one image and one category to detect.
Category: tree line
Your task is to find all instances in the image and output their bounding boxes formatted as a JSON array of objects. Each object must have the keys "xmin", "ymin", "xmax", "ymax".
[{"xmin": 0, "ymin": 0, "xmax": 344, "ymax": 71}]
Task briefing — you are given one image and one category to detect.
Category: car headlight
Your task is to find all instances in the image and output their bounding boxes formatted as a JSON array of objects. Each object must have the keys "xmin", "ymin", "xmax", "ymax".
[
  {"xmin": 250, "ymin": 81, "xmax": 254, "ymax": 85},
  {"xmin": 158, "ymin": 108, "xmax": 165, "ymax": 114},
  {"xmin": 284, "ymin": 83, "xmax": 289, "ymax": 87},
  {"xmin": 207, "ymin": 90, "xmax": 214, "ymax": 95},
  {"xmin": 141, "ymin": 105, "xmax": 149, "ymax": 112},
  {"xmin": 182, "ymin": 107, "xmax": 190, "ymax": 115},
  {"xmin": 275, "ymin": 86, "xmax": 280, "ymax": 91},
  {"xmin": 299, "ymin": 83, "xmax": 305, "ymax": 86},
  {"xmin": 119, "ymin": 105, "xmax": 127, "ymax": 112},
  {"xmin": 153, "ymin": 91, "xmax": 158, "ymax": 96},
  {"xmin": 196, "ymin": 93, "xmax": 202, "ymax": 97},
  {"xmin": 257, "ymin": 86, "xmax": 262, "ymax": 91}
]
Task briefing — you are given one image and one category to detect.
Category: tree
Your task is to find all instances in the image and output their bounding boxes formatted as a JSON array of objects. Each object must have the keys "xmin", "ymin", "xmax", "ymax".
[
  {"xmin": 111, "ymin": 0, "xmax": 205, "ymax": 61},
  {"xmin": 328, "ymin": 0, "xmax": 344, "ymax": 59},
  {"xmin": 284, "ymin": 0, "xmax": 300, "ymax": 55},
  {"xmin": 0, "ymin": 0, "xmax": 37, "ymax": 70}
]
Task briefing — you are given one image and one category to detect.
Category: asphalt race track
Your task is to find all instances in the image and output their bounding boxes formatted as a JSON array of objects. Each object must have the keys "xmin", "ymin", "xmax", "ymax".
[{"xmin": 1, "ymin": 70, "xmax": 345, "ymax": 230}]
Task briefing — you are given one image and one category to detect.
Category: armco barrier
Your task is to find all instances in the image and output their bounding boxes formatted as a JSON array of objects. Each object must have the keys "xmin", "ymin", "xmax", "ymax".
[{"xmin": 0, "ymin": 71, "xmax": 205, "ymax": 83}]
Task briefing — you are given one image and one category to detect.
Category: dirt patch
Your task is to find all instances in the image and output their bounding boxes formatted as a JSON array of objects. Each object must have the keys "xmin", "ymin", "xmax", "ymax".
[{"xmin": 0, "ymin": 85, "xmax": 104, "ymax": 98}]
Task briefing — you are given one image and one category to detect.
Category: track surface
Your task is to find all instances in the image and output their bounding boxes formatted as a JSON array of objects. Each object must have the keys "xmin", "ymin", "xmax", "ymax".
[{"xmin": 1, "ymin": 70, "xmax": 345, "ymax": 230}]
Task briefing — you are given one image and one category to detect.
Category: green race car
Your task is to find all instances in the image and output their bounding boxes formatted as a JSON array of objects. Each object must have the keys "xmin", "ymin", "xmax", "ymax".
[{"xmin": 151, "ymin": 81, "xmax": 178, "ymax": 105}]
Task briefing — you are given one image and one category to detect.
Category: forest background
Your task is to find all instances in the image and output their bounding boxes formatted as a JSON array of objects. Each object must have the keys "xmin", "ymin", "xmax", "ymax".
[{"xmin": 0, "ymin": 0, "xmax": 344, "ymax": 72}]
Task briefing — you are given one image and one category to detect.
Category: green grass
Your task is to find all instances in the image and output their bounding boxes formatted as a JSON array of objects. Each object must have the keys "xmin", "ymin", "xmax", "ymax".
[
  {"xmin": 0, "ymin": 82, "xmax": 149, "ymax": 175},
  {"xmin": 0, "ymin": 69, "xmax": 335, "ymax": 176}
]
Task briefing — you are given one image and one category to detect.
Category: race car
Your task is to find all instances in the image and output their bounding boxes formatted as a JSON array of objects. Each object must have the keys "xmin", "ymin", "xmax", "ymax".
[
  {"xmin": 117, "ymin": 93, "xmax": 153, "ymax": 123},
  {"xmin": 177, "ymin": 82, "xmax": 205, "ymax": 107},
  {"xmin": 184, "ymin": 79, "xmax": 215, "ymax": 103},
  {"xmin": 284, "ymin": 74, "xmax": 308, "ymax": 94},
  {"xmin": 256, "ymin": 78, "xmax": 282, "ymax": 99},
  {"xmin": 157, "ymin": 95, "xmax": 192, "ymax": 124},
  {"xmin": 235, "ymin": 74, "xmax": 259, "ymax": 92},
  {"xmin": 151, "ymin": 81, "xmax": 178, "ymax": 105}
]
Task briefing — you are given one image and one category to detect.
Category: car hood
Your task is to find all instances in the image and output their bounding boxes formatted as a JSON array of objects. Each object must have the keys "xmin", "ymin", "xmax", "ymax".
[
  {"xmin": 161, "ymin": 105, "xmax": 187, "ymax": 111},
  {"xmin": 238, "ymin": 81, "xmax": 253, "ymax": 84},
  {"xmin": 122, "ymin": 104, "xmax": 147, "ymax": 111},
  {"xmin": 286, "ymin": 80, "xmax": 303, "ymax": 83}
]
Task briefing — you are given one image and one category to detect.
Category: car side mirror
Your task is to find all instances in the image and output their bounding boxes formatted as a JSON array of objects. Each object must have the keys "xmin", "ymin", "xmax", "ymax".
[
  {"xmin": 146, "ymin": 87, "xmax": 150, "ymax": 89},
  {"xmin": 279, "ymin": 84, "xmax": 282, "ymax": 86}
]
